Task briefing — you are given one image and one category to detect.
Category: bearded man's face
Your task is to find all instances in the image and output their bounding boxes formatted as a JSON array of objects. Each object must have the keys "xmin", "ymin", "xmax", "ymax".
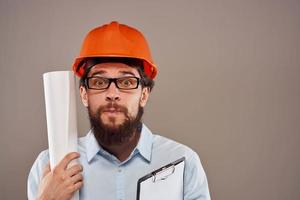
[{"xmin": 79, "ymin": 62, "xmax": 150, "ymax": 146}]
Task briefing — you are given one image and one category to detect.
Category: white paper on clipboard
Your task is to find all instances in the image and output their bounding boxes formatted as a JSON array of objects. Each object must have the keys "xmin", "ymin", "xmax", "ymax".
[{"xmin": 137, "ymin": 157, "xmax": 185, "ymax": 200}]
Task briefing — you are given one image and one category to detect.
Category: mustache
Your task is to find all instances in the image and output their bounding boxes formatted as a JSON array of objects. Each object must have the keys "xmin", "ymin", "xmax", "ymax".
[{"xmin": 98, "ymin": 103, "xmax": 128, "ymax": 113}]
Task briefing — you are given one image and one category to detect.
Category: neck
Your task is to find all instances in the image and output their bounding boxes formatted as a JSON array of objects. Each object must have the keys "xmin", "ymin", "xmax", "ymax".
[{"xmin": 99, "ymin": 131, "xmax": 141, "ymax": 162}]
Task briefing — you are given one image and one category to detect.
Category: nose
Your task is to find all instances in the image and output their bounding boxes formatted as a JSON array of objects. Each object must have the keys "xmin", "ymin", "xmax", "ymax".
[{"xmin": 105, "ymin": 81, "xmax": 120, "ymax": 102}]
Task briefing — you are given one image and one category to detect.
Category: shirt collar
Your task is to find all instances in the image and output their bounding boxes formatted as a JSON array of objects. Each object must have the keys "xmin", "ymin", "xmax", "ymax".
[
  {"xmin": 135, "ymin": 124, "xmax": 153, "ymax": 162},
  {"xmin": 85, "ymin": 124, "xmax": 154, "ymax": 163},
  {"xmin": 86, "ymin": 130, "xmax": 101, "ymax": 163}
]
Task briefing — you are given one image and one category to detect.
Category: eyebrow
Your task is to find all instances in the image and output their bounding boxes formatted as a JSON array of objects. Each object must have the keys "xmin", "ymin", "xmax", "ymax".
[
  {"xmin": 119, "ymin": 70, "xmax": 136, "ymax": 76},
  {"xmin": 90, "ymin": 70, "xmax": 106, "ymax": 76},
  {"xmin": 90, "ymin": 70, "xmax": 136, "ymax": 77}
]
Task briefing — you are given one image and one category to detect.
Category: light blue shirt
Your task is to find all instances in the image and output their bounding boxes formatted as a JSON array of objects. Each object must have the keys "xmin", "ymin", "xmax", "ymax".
[{"xmin": 28, "ymin": 124, "xmax": 210, "ymax": 200}]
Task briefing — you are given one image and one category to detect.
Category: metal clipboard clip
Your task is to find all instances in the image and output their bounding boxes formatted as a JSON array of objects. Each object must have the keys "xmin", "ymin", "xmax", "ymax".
[{"xmin": 152, "ymin": 164, "xmax": 175, "ymax": 182}]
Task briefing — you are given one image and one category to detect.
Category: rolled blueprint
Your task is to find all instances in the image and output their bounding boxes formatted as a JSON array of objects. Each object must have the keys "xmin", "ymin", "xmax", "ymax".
[{"xmin": 43, "ymin": 71, "xmax": 79, "ymax": 200}]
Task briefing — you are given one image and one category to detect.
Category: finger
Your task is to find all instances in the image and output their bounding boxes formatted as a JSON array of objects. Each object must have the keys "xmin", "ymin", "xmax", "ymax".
[
  {"xmin": 66, "ymin": 178, "xmax": 83, "ymax": 193},
  {"xmin": 71, "ymin": 181, "xmax": 83, "ymax": 192},
  {"xmin": 63, "ymin": 173, "xmax": 83, "ymax": 186},
  {"xmin": 66, "ymin": 164, "xmax": 83, "ymax": 177},
  {"xmin": 42, "ymin": 163, "xmax": 51, "ymax": 177},
  {"xmin": 58, "ymin": 152, "xmax": 80, "ymax": 170},
  {"xmin": 70, "ymin": 173, "xmax": 83, "ymax": 184}
]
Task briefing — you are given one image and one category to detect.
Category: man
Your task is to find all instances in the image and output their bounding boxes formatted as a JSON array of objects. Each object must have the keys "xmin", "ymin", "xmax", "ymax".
[{"xmin": 28, "ymin": 21, "xmax": 211, "ymax": 200}]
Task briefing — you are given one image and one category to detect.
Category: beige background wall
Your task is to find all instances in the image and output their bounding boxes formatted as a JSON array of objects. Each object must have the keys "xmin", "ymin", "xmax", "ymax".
[{"xmin": 1, "ymin": 0, "xmax": 299, "ymax": 199}]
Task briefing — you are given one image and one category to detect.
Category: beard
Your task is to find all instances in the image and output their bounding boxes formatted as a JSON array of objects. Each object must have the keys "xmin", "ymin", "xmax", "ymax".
[{"xmin": 88, "ymin": 102, "xmax": 144, "ymax": 147}]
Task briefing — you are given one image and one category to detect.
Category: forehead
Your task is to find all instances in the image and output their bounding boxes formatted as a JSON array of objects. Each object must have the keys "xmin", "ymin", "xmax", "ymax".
[{"xmin": 88, "ymin": 62, "xmax": 140, "ymax": 77}]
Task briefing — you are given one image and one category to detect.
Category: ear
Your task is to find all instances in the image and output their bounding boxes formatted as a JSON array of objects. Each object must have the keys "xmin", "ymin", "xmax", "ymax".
[
  {"xmin": 80, "ymin": 86, "xmax": 89, "ymax": 107},
  {"xmin": 140, "ymin": 87, "xmax": 150, "ymax": 107}
]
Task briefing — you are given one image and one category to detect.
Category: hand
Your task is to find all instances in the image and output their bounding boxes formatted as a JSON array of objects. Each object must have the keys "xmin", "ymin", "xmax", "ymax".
[{"xmin": 37, "ymin": 152, "xmax": 83, "ymax": 200}]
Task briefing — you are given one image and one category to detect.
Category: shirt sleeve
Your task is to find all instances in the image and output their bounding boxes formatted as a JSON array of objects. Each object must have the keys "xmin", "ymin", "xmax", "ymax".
[
  {"xmin": 27, "ymin": 150, "xmax": 49, "ymax": 200},
  {"xmin": 184, "ymin": 150, "xmax": 211, "ymax": 200}
]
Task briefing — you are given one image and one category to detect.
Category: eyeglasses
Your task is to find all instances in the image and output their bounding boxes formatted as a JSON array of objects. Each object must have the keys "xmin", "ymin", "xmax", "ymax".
[{"xmin": 85, "ymin": 76, "xmax": 140, "ymax": 90}]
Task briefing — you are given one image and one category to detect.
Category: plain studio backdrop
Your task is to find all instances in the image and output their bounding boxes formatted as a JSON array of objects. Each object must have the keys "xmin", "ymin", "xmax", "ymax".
[{"xmin": 0, "ymin": 0, "xmax": 299, "ymax": 199}]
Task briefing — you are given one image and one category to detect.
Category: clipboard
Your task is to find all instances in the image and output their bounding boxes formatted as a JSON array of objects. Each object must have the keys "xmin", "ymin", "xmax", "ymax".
[{"xmin": 137, "ymin": 157, "xmax": 185, "ymax": 200}]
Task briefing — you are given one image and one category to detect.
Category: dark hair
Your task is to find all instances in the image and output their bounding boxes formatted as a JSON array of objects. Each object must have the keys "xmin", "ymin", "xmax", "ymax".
[{"xmin": 79, "ymin": 57, "xmax": 155, "ymax": 91}]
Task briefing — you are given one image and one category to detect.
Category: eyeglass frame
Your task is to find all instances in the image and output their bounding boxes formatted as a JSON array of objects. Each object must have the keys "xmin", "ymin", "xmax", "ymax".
[{"xmin": 84, "ymin": 76, "xmax": 141, "ymax": 90}]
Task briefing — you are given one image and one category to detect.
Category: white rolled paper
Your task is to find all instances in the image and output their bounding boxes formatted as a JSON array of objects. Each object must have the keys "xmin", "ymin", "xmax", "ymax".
[{"xmin": 43, "ymin": 71, "xmax": 79, "ymax": 200}]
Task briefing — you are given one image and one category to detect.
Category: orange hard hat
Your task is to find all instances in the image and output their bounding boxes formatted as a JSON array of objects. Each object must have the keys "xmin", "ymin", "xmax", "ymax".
[{"xmin": 72, "ymin": 21, "xmax": 157, "ymax": 79}]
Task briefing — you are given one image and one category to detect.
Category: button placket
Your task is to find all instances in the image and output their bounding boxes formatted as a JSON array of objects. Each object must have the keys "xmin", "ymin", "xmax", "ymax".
[{"xmin": 116, "ymin": 166, "xmax": 125, "ymax": 200}]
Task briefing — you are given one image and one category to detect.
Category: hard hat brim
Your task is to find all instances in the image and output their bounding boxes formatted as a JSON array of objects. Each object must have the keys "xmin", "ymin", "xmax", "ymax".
[{"xmin": 72, "ymin": 55, "xmax": 157, "ymax": 79}]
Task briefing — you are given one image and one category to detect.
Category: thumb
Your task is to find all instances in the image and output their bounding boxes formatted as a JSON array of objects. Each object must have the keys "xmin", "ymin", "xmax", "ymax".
[{"xmin": 42, "ymin": 163, "xmax": 51, "ymax": 178}]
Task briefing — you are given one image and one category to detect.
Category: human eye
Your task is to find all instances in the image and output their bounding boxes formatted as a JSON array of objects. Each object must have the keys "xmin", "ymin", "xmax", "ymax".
[
  {"xmin": 89, "ymin": 77, "xmax": 108, "ymax": 89},
  {"xmin": 118, "ymin": 77, "xmax": 137, "ymax": 89}
]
